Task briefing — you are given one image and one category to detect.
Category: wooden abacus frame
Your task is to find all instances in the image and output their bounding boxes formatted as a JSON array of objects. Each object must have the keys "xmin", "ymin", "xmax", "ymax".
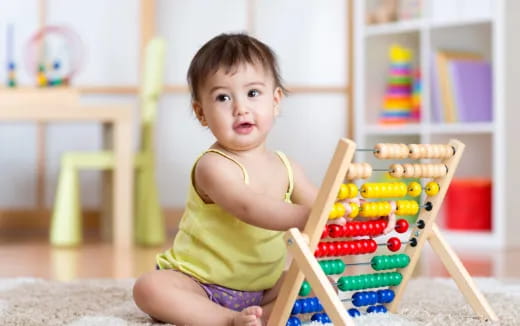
[{"xmin": 267, "ymin": 138, "xmax": 498, "ymax": 326}]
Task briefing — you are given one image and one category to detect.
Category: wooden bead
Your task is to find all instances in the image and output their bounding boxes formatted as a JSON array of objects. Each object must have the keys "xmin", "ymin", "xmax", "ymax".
[
  {"xmin": 374, "ymin": 143, "xmax": 388, "ymax": 159},
  {"xmin": 399, "ymin": 144, "xmax": 409, "ymax": 159},
  {"xmin": 403, "ymin": 163, "xmax": 415, "ymax": 178},
  {"xmin": 362, "ymin": 163, "xmax": 372, "ymax": 179},
  {"xmin": 408, "ymin": 144, "xmax": 421, "ymax": 159},
  {"xmin": 389, "ymin": 164, "xmax": 404, "ymax": 178}
]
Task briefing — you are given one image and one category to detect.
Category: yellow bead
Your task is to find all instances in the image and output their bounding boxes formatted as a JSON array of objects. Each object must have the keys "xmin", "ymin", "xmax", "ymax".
[
  {"xmin": 360, "ymin": 184, "xmax": 371, "ymax": 198},
  {"xmin": 349, "ymin": 202, "xmax": 359, "ymax": 218},
  {"xmin": 407, "ymin": 182, "xmax": 422, "ymax": 197},
  {"xmin": 425, "ymin": 182, "xmax": 440, "ymax": 196},
  {"xmin": 335, "ymin": 202, "xmax": 346, "ymax": 218},
  {"xmin": 347, "ymin": 183, "xmax": 358, "ymax": 198},
  {"xmin": 398, "ymin": 183, "xmax": 408, "ymax": 196},
  {"xmin": 337, "ymin": 184, "xmax": 349, "ymax": 200},
  {"xmin": 328, "ymin": 204, "xmax": 338, "ymax": 219}
]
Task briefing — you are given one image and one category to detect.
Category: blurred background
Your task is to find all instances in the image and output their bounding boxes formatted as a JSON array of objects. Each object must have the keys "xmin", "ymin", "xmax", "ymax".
[{"xmin": 0, "ymin": 0, "xmax": 519, "ymax": 281}]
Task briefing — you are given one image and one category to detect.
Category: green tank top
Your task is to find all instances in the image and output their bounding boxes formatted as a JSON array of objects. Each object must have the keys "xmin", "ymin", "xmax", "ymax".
[{"xmin": 156, "ymin": 149, "xmax": 294, "ymax": 291}]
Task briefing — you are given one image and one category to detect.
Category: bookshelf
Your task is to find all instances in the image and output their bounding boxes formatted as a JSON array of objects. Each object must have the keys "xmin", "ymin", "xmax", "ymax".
[{"xmin": 353, "ymin": 0, "xmax": 520, "ymax": 249}]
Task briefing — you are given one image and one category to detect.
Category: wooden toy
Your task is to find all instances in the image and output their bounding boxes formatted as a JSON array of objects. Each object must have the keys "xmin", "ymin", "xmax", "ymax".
[{"xmin": 267, "ymin": 138, "xmax": 497, "ymax": 325}]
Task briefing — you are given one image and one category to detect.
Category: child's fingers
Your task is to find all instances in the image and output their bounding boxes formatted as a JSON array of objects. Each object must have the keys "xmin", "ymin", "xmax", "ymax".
[{"xmin": 383, "ymin": 213, "xmax": 397, "ymax": 234}]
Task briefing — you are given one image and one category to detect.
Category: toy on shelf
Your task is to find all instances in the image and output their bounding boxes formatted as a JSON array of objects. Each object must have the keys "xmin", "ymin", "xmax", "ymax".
[
  {"xmin": 411, "ymin": 68, "xmax": 421, "ymax": 122},
  {"xmin": 267, "ymin": 139, "xmax": 498, "ymax": 325},
  {"xmin": 6, "ymin": 24, "xmax": 17, "ymax": 87},
  {"xmin": 380, "ymin": 44, "xmax": 417, "ymax": 124},
  {"xmin": 25, "ymin": 25, "xmax": 85, "ymax": 87},
  {"xmin": 366, "ymin": 0, "xmax": 399, "ymax": 25}
]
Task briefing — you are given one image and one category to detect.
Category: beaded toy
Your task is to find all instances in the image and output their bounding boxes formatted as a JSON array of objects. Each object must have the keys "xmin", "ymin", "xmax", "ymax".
[{"xmin": 267, "ymin": 138, "xmax": 498, "ymax": 326}]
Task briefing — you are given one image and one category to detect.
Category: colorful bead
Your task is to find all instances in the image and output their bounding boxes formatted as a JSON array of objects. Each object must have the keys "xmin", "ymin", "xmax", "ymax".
[
  {"xmin": 299, "ymin": 281, "xmax": 311, "ymax": 296},
  {"xmin": 425, "ymin": 181, "xmax": 440, "ymax": 196}
]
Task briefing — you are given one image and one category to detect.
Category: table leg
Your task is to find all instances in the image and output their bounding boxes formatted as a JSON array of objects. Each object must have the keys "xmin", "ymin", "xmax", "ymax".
[
  {"xmin": 101, "ymin": 123, "xmax": 114, "ymax": 241},
  {"xmin": 113, "ymin": 119, "xmax": 134, "ymax": 248}
]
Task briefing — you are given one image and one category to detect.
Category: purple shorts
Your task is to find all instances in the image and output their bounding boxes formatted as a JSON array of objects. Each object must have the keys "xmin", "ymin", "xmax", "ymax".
[{"xmin": 159, "ymin": 267, "xmax": 264, "ymax": 311}]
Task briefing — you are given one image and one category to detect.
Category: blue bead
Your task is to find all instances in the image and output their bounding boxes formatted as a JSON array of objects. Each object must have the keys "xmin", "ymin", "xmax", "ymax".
[
  {"xmin": 291, "ymin": 300, "xmax": 301, "ymax": 315},
  {"xmin": 316, "ymin": 298, "xmax": 324, "ymax": 312},
  {"xmin": 307, "ymin": 298, "xmax": 317, "ymax": 313},
  {"xmin": 286, "ymin": 316, "xmax": 301, "ymax": 326},
  {"xmin": 377, "ymin": 289, "xmax": 395, "ymax": 303},
  {"xmin": 367, "ymin": 305, "xmax": 388, "ymax": 314},
  {"xmin": 310, "ymin": 313, "xmax": 324, "ymax": 322},
  {"xmin": 300, "ymin": 299, "xmax": 310, "ymax": 314},
  {"xmin": 348, "ymin": 308, "xmax": 361, "ymax": 317},
  {"xmin": 352, "ymin": 291, "xmax": 363, "ymax": 307}
]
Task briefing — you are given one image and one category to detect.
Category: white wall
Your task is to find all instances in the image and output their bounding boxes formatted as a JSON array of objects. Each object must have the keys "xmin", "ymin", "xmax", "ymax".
[{"xmin": 0, "ymin": 0, "xmax": 350, "ymax": 209}]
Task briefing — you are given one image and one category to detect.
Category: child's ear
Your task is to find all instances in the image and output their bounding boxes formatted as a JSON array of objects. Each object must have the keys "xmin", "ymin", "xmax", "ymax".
[
  {"xmin": 273, "ymin": 87, "xmax": 283, "ymax": 116},
  {"xmin": 193, "ymin": 102, "xmax": 208, "ymax": 126}
]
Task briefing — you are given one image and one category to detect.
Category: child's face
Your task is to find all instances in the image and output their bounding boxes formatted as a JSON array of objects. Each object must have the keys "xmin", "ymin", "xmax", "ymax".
[{"xmin": 193, "ymin": 62, "xmax": 282, "ymax": 152}]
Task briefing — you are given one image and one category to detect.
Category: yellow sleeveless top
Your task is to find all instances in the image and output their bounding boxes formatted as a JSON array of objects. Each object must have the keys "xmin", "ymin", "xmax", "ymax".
[{"xmin": 156, "ymin": 149, "xmax": 294, "ymax": 291}]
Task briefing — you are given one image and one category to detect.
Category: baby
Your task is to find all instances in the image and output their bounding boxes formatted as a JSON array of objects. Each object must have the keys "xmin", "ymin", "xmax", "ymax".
[{"xmin": 133, "ymin": 33, "xmax": 317, "ymax": 326}]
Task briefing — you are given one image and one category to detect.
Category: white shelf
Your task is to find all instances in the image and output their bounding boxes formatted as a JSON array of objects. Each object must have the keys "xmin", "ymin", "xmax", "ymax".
[
  {"xmin": 429, "ymin": 17, "xmax": 493, "ymax": 29},
  {"xmin": 365, "ymin": 19, "xmax": 423, "ymax": 37},
  {"xmin": 429, "ymin": 122, "xmax": 494, "ymax": 134},
  {"xmin": 354, "ymin": 0, "xmax": 520, "ymax": 249},
  {"xmin": 364, "ymin": 123, "xmax": 423, "ymax": 135}
]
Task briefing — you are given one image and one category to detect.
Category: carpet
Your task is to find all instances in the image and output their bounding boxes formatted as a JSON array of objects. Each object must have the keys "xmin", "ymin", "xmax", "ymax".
[{"xmin": 0, "ymin": 277, "xmax": 518, "ymax": 326}]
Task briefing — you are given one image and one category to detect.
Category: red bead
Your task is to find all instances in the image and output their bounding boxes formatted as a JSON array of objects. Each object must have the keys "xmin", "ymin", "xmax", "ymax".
[
  {"xmin": 349, "ymin": 242, "xmax": 358, "ymax": 255},
  {"xmin": 353, "ymin": 223, "xmax": 362, "ymax": 236},
  {"xmin": 341, "ymin": 241, "xmax": 350, "ymax": 255},
  {"xmin": 335, "ymin": 242, "xmax": 343, "ymax": 255},
  {"xmin": 319, "ymin": 242, "xmax": 328, "ymax": 257},
  {"xmin": 345, "ymin": 223, "xmax": 355, "ymax": 237},
  {"xmin": 368, "ymin": 239, "xmax": 377, "ymax": 253},
  {"xmin": 356, "ymin": 241, "xmax": 364, "ymax": 254},
  {"xmin": 366, "ymin": 221, "xmax": 375, "ymax": 236},
  {"xmin": 380, "ymin": 219, "xmax": 388, "ymax": 230},
  {"xmin": 361, "ymin": 239, "xmax": 371, "ymax": 253},
  {"xmin": 321, "ymin": 227, "xmax": 329, "ymax": 239},
  {"xmin": 387, "ymin": 237, "xmax": 402, "ymax": 252},
  {"xmin": 328, "ymin": 224, "xmax": 342, "ymax": 238},
  {"xmin": 360, "ymin": 222, "xmax": 369, "ymax": 236},
  {"xmin": 395, "ymin": 219, "xmax": 409, "ymax": 233},
  {"xmin": 328, "ymin": 242, "xmax": 337, "ymax": 256}
]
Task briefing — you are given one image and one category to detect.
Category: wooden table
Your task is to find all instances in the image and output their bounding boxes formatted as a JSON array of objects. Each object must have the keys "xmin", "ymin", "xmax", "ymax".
[{"xmin": 0, "ymin": 92, "xmax": 134, "ymax": 248}]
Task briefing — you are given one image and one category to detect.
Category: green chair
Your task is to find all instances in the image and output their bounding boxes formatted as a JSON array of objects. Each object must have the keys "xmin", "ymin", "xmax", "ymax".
[{"xmin": 50, "ymin": 38, "xmax": 166, "ymax": 246}]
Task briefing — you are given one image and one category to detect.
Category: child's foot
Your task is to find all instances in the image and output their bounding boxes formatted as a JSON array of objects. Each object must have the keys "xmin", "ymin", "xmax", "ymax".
[{"xmin": 233, "ymin": 306, "xmax": 263, "ymax": 326}]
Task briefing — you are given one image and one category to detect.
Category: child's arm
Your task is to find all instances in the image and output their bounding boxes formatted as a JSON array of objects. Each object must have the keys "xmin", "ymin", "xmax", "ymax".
[{"xmin": 195, "ymin": 153, "xmax": 312, "ymax": 231}]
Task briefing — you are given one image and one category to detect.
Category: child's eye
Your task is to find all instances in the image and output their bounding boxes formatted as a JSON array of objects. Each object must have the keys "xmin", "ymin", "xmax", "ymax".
[
  {"xmin": 216, "ymin": 94, "xmax": 231, "ymax": 102},
  {"xmin": 248, "ymin": 89, "xmax": 260, "ymax": 97}
]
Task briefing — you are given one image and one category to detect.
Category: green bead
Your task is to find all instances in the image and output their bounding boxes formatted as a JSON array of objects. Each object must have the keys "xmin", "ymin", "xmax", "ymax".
[
  {"xmin": 333, "ymin": 260, "xmax": 344, "ymax": 274},
  {"xmin": 337, "ymin": 276, "xmax": 351, "ymax": 291},
  {"xmin": 371, "ymin": 256, "xmax": 383, "ymax": 271},
  {"xmin": 299, "ymin": 281, "xmax": 312, "ymax": 296}
]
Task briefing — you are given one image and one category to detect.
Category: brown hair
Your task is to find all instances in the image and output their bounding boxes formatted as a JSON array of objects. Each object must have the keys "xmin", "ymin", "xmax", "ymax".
[{"xmin": 187, "ymin": 33, "xmax": 287, "ymax": 102}]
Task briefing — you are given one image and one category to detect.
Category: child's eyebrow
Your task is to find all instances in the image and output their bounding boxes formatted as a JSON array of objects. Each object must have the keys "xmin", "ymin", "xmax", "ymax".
[
  {"xmin": 244, "ymin": 82, "xmax": 266, "ymax": 87},
  {"xmin": 209, "ymin": 86, "xmax": 227, "ymax": 94}
]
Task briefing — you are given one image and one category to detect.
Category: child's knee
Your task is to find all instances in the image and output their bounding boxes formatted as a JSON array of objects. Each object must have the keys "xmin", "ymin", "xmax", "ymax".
[{"xmin": 133, "ymin": 273, "xmax": 160, "ymax": 310}]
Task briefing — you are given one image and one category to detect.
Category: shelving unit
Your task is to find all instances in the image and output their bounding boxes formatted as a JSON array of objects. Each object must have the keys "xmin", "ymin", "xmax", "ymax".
[{"xmin": 354, "ymin": 0, "xmax": 520, "ymax": 249}]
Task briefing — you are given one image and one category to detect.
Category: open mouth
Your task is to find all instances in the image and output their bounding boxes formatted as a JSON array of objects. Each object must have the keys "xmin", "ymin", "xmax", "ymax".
[{"xmin": 234, "ymin": 122, "xmax": 255, "ymax": 134}]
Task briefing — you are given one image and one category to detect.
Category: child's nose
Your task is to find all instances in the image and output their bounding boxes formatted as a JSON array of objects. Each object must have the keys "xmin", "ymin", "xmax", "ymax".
[{"xmin": 233, "ymin": 101, "xmax": 250, "ymax": 116}]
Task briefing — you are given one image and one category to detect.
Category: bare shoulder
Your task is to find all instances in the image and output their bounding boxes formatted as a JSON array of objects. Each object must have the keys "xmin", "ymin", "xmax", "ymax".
[
  {"xmin": 194, "ymin": 151, "xmax": 246, "ymax": 201},
  {"xmin": 283, "ymin": 154, "xmax": 318, "ymax": 207}
]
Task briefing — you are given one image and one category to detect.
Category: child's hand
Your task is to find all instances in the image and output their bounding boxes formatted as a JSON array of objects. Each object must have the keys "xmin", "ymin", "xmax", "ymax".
[{"xmin": 383, "ymin": 212, "xmax": 396, "ymax": 234}]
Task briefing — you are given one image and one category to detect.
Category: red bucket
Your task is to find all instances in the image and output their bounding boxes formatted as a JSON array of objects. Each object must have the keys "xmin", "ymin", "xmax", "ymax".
[{"xmin": 445, "ymin": 179, "xmax": 492, "ymax": 231}]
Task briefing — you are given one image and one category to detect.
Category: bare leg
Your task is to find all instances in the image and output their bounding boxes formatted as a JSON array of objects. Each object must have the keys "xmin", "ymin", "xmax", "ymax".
[
  {"xmin": 133, "ymin": 270, "xmax": 262, "ymax": 326},
  {"xmin": 259, "ymin": 272, "xmax": 286, "ymax": 323}
]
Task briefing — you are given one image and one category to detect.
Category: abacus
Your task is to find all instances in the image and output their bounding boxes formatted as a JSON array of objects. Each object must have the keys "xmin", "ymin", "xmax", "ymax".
[{"xmin": 267, "ymin": 138, "xmax": 497, "ymax": 326}]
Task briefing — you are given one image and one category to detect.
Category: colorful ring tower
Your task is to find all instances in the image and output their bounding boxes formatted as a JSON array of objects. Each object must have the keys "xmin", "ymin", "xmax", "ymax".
[{"xmin": 380, "ymin": 45, "xmax": 413, "ymax": 124}]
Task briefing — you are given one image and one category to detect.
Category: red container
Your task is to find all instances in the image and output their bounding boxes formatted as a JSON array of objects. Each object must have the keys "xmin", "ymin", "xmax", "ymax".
[{"xmin": 445, "ymin": 179, "xmax": 492, "ymax": 231}]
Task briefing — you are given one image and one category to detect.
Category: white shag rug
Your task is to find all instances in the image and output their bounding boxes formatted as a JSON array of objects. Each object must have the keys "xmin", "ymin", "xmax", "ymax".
[{"xmin": 0, "ymin": 277, "xmax": 518, "ymax": 326}]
